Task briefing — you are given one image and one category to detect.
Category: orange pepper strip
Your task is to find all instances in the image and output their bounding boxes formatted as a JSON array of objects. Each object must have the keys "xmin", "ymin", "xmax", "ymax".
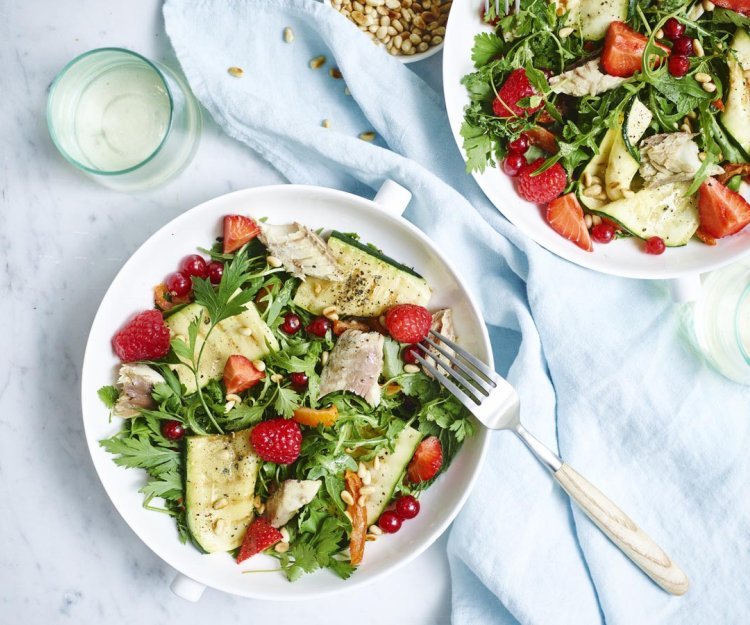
[
  {"xmin": 332, "ymin": 318, "xmax": 371, "ymax": 336},
  {"xmin": 344, "ymin": 471, "xmax": 367, "ymax": 566},
  {"xmin": 153, "ymin": 284, "xmax": 191, "ymax": 312},
  {"xmin": 292, "ymin": 405, "xmax": 339, "ymax": 427}
]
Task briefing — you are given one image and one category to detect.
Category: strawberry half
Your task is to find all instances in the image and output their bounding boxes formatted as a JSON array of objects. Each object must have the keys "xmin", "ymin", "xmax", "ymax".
[
  {"xmin": 407, "ymin": 436, "xmax": 443, "ymax": 483},
  {"xmin": 223, "ymin": 215, "xmax": 260, "ymax": 254},
  {"xmin": 224, "ymin": 355, "xmax": 265, "ymax": 394},
  {"xmin": 236, "ymin": 518, "xmax": 282, "ymax": 563},
  {"xmin": 713, "ymin": 0, "xmax": 750, "ymax": 15},
  {"xmin": 546, "ymin": 194, "xmax": 593, "ymax": 252},
  {"xmin": 492, "ymin": 69, "xmax": 543, "ymax": 118},
  {"xmin": 601, "ymin": 22, "xmax": 668, "ymax": 78},
  {"xmin": 698, "ymin": 177, "xmax": 750, "ymax": 239}
]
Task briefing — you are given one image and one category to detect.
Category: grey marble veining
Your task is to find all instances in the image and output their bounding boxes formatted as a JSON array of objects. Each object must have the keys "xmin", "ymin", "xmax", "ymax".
[{"xmin": 0, "ymin": 1, "xmax": 451, "ymax": 624}]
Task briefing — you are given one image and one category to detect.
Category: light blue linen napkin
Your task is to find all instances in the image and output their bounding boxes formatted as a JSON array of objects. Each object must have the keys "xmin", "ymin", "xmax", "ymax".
[{"xmin": 163, "ymin": 1, "xmax": 750, "ymax": 622}]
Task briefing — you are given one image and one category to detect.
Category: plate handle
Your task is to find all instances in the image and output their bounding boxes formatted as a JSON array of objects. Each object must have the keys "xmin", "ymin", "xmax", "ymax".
[
  {"xmin": 669, "ymin": 274, "xmax": 702, "ymax": 303},
  {"xmin": 373, "ymin": 180, "xmax": 412, "ymax": 217},
  {"xmin": 170, "ymin": 573, "xmax": 206, "ymax": 602}
]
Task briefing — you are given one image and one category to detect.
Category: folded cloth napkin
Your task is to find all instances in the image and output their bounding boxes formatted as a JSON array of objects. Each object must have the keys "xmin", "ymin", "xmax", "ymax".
[{"xmin": 164, "ymin": 1, "xmax": 750, "ymax": 622}]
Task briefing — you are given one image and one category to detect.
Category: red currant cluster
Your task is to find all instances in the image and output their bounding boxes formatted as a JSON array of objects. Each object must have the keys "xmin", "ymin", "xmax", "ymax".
[
  {"xmin": 164, "ymin": 254, "xmax": 224, "ymax": 298},
  {"xmin": 377, "ymin": 495, "xmax": 421, "ymax": 534}
]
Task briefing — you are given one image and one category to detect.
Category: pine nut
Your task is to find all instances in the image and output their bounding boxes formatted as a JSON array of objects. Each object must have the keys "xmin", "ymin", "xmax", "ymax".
[
  {"xmin": 239, "ymin": 326, "xmax": 253, "ymax": 336},
  {"xmin": 358, "ymin": 462, "xmax": 368, "ymax": 478},
  {"xmin": 582, "ymin": 171, "xmax": 592, "ymax": 187},
  {"xmin": 280, "ymin": 527, "xmax": 290, "ymax": 542},
  {"xmin": 373, "ymin": 455, "xmax": 380, "ymax": 470},
  {"xmin": 388, "ymin": 26, "xmax": 398, "ymax": 35},
  {"xmin": 359, "ymin": 131, "xmax": 376, "ymax": 141},
  {"xmin": 253, "ymin": 495, "xmax": 262, "ymax": 509},
  {"xmin": 224, "ymin": 401, "xmax": 235, "ymax": 413},
  {"xmin": 694, "ymin": 72, "xmax": 711, "ymax": 83},
  {"xmin": 225, "ymin": 393, "xmax": 242, "ymax": 404},
  {"xmin": 360, "ymin": 485, "xmax": 376, "ymax": 495},
  {"xmin": 321, "ymin": 351, "xmax": 329, "ymax": 365},
  {"xmin": 362, "ymin": 471, "xmax": 372, "ymax": 485},
  {"xmin": 270, "ymin": 373, "xmax": 283, "ymax": 383},
  {"xmin": 394, "ymin": 34, "xmax": 403, "ymax": 49},
  {"xmin": 341, "ymin": 490, "xmax": 355, "ymax": 506},
  {"xmin": 252, "ymin": 359, "xmax": 266, "ymax": 371},
  {"xmin": 357, "ymin": 495, "xmax": 366, "ymax": 507},
  {"xmin": 386, "ymin": 0, "xmax": 400, "ymax": 7},
  {"xmin": 680, "ymin": 123, "xmax": 692, "ymax": 134},
  {"xmin": 404, "ymin": 363, "xmax": 420, "ymax": 373},
  {"xmin": 430, "ymin": 35, "xmax": 442, "ymax": 45},
  {"xmin": 369, "ymin": 524, "xmax": 383, "ymax": 535},
  {"xmin": 655, "ymin": 28, "xmax": 664, "ymax": 40},
  {"xmin": 353, "ymin": 0, "xmax": 364, "ymax": 9},
  {"xmin": 213, "ymin": 497, "xmax": 228, "ymax": 510},
  {"xmin": 702, "ymin": 0, "xmax": 715, "ymax": 10},
  {"xmin": 401, "ymin": 40, "xmax": 413, "ymax": 53},
  {"xmin": 687, "ymin": 110, "xmax": 698, "ymax": 120},
  {"xmin": 377, "ymin": 25, "xmax": 388, "ymax": 39},
  {"xmin": 584, "ymin": 214, "xmax": 593, "ymax": 229},
  {"xmin": 393, "ymin": 18, "xmax": 404, "ymax": 31},
  {"xmin": 582, "ymin": 185, "xmax": 603, "ymax": 198},
  {"xmin": 213, "ymin": 518, "xmax": 226, "ymax": 533},
  {"xmin": 592, "ymin": 215, "xmax": 603, "ymax": 226},
  {"xmin": 257, "ymin": 503, "xmax": 265, "ymax": 515},
  {"xmin": 330, "ymin": 68, "xmax": 343, "ymax": 79},
  {"xmin": 381, "ymin": 15, "xmax": 391, "ymax": 26},
  {"xmin": 274, "ymin": 542, "xmax": 289, "ymax": 553},
  {"xmin": 227, "ymin": 66, "xmax": 244, "ymax": 78},
  {"xmin": 309, "ymin": 55, "xmax": 327, "ymax": 69},
  {"xmin": 622, "ymin": 189, "xmax": 635, "ymax": 199},
  {"xmin": 366, "ymin": 534, "xmax": 377, "ymax": 541},
  {"xmin": 559, "ymin": 26, "xmax": 574, "ymax": 38},
  {"xmin": 322, "ymin": 119, "xmax": 331, "ymax": 128},
  {"xmin": 322, "ymin": 305, "xmax": 339, "ymax": 319},
  {"xmin": 702, "ymin": 81, "xmax": 717, "ymax": 93},
  {"xmin": 698, "ymin": 151, "xmax": 707, "ymax": 161},
  {"xmin": 283, "ymin": 27, "xmax": 294, "ymax": 43},
  {"xmin": 693, "ymin": 39, "xmax": 705, "ymax": 57},
  {"xmin": 417, "ymin": 42, "xmax": 429, "ymax": 52},
  {"xmin": 267, "ymin": 255, "xmax": 283, "ymax": 268}
]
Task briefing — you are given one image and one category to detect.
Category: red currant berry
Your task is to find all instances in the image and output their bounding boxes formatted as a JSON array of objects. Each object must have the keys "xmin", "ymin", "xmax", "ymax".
[
  {"xmin": 668, "ymin": 54, "xmax": 690, "ymax": 78},
  {"xmin": 663, "ymin": 18, "xmax": 685, "ymax": 41},
  {"xmin": 402, "ymin": 345, "xmax": 423, "ymax": 365},
  {"xmin": 165, "ymin": 271, "xmax": 191, "ymax": 297},
  {"xmin": 645, "ymin": 236, "xmax": 666, "ymax": 255},
  {"xmin": 378, "ymin": 510, "xmax": 403, "ymax": 534},
  {"xmin": 591, "ymin": 223, "xmax": 616, "ymax": 244},
  {"xmin": 289, "ymin": 372, "xmax": 308, "ymax": 389},
  {"xmin": 395, "ymin": 495, "xmax": 420, "ymax": 520},
  {"xmin": 671, "ymin": 36, "xmax": 693, "ymax": 56},
  {"xmin": 306, "ymin": 316, "xmax": 332, "ymax": 337},
  {"xmin": 507, "ymin": 134, "xmax": 529, "ymax": 155},
  {"xmin": 280, "ymin": 313, "xmax": 302, "ymax": 335},
  {"xmin": 179, "ymin": 254, "xmax": 209, "ymax": 279},
  {"xmin": 162, "ymin": 420, "xmax": 185, "ymax": 440},
  {"xmin": 503, "ymin": 154, "xmax": 526, "ymax": 177},
  {"xmin": 207, "ymin": 261, "xmax": 224, "ymax": 285}
]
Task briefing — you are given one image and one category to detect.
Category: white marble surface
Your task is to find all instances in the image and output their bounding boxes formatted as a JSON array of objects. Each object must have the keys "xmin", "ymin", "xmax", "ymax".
[{"xmin": 1, "ymin": 1, "xmax": 452, "ymax": 623}]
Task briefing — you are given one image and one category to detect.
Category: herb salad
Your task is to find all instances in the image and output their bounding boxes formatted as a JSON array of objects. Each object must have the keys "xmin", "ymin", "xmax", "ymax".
[
  {"xmin": 98, "ymin": 214, "xmax": 474, "ymax": 581},
  {"xmin": 461, "ymin": 0, "xmax": 750, "ymax": 254}
]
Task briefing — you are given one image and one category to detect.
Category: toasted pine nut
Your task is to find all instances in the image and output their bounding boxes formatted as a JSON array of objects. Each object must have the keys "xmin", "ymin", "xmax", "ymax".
[
  {"xmin": 322, "ymin": 305, "xmax": 339, "ymax": 318},
  {"xmin": 239, "ymin": 326, "xmax": 253, "ymax": 336},
  {"xmin": 267, "ymin": 255, "xmax": 283, "ymax": 268},
  {"xmin": 702, "ymin": 0, "xmax": 715, "ymax": 10},
  {"xmin": 329, "ymin": 67, "xmax": 343, "ymax": 79},
  {"xmin": 357, "ymin": 495, "xmax": 366, "ymax": 507},
  {"xmin": 702, "ymin": 81, "xmax": 717, "ymax": 93},
  {"xmin": 224, "ymin": 401, "xmax": 235, "ymax": 413},
  {"xmin": 213, "ymin": 497, "xmax": 228, "ymax": 510},
  {"xmin": 366, "ymin": 534, "xmax": 377, "ymax": 541},
  {"xmin": 655, "ymin": 28, "xmax": 664, "ymax": 40},
  {"xmin": 274, "ymin": 542, "xmax": 289, "ymax": 553},
  {"xmin": 322, "ymin": 119, "xmax": 331, "ymax": 128},
  {"xmin": 584, "ymin": 214, "xmax": 593, "ymax": 229},
  {"xmin": 341, "ymin": 490, "xmax": 355, "ymax": 506},
  {"xmin": 693, "ymin": 39, "xmax": 705, "ymax": 57},
  {"xmin": 582, "ymin": 171, "xmax": 592, "ymax": 187},
  {"xmin": 283, "ymin": 27, "xmax": 295, "ymax": 43},
  {"xmin": 309, "ymin": 55, "xmax": 327, "ymax": 69},
  {"xmin": 270, "ymin": 373, "xmax": 283, "ymax": 383},
  {"xmin": 694, "ymin": 72, "xmax": 711, "ymax": 83},
  {"xmin": 404, "ymin": 363, "xmax": 420, "ymax": 374},
  {"xmin": 227, "ymin": 66, "xmax": 244, "ymax": 78},
  {"xmin": 257, "ymin": 503, "xmax": 265, "ymax": 515},
  {"xmin": 558, "ymin": 26, "xmax": 574, "ymax": 38},
  {"xmin": 359, "ymin": 131, "xmax": 376, "ymax": 142},
  {"xmin": 369, "ymin": 524, "xmax": 383, "ymax": 535},
  {"xmin": 253, "ymin": 495, "xmax": 262, "ymax": 509},
  {"xmin": 358, "ymin": 462, "xmax": 368, "ymax": 478},
  {"xmin": 252, "ymin": 359, "xmax": 266, "ymax": 371},
  {"xmin": 622, "ymin": 189, "xmax": 635, "ymax": 199},
  {"xmin": 280, "ymin": 527, "xmax": 290, "ymax": 543},
  {"xmin": 583, "ymin": 185, "xmax": 603, "ymax": 198},
  {"xmin": 321, "ymin": 351, "xmax": 329, "ymax": 365},
  {"xmin": 225, "ymin": 393, "xmax": 242, "ymax": 404},
  {"xmin": 313, "ymin": 282, "xmax": 323, "ymax": 294},
  {"xmin": 592, "ymin": 215, "xmax": 603, "ymax": 227},
  {"xmin": 373, "ymin": 455, "xmax": 380, "ymax": 470},
  {"xmin": 362, "ymin": 471, "xmax": 372, "ymax": 485},
  {"xmin": 698, "ymin": 151, "xmax": 707, "ymax": 161},
  {"xmin": 360, "ymin": 485, "xmax": 376, "ymax": 495}
]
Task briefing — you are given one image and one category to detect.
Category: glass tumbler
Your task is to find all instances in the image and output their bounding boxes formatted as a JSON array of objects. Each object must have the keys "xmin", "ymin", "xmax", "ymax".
[
  {"xmin": 688, "ymin": 260, "xmax": 750, "ymax": 385},
  {"xmin": 47, "ymin": 48, "xmax": 201, "ymax": 191}
]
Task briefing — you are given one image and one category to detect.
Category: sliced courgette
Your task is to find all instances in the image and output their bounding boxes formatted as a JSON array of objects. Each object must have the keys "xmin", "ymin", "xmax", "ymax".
[
  {"xmin": 605, "ymin": 99, "xmax": 652, "ymax": 200},
  {"xmin": 721, "ymin": 29, "xmax": 750, "ymax": 159},
  {"xmin": 185, "ymin": 428, "xmax": 261, "ymax": 553},
  {"xmin": 363, "ymin": 424, "xmax": 422, "ymax": 526},
  {"xmin": 579, "ymin": 127, "xmax": 618, "ymax": 211},
  {"xmin": 592, "ymin": 182, "xmax": 699, "ymax": 246},
  {"xmin": 568, "ymin": 0, "xmax": 629, "ymax": 41},
  {"xmin": 293, "ymin": 233, "xmax": 432, "ymax": 317},
  {"xmin": 166, "ymin": 302, "xmax": 278, "ymax": 394}
]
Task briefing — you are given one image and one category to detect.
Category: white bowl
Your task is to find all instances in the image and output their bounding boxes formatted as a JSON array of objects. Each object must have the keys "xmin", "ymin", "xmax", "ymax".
[
  {"xmin": 443, "ymin": 0, "xmax": 750, "ymax": 283},
  {"xmin": 323, "ymin": 0, "xmax": 445, "ymax": 64},
  {"xmin": 80, "ymin": 181, "xmax": 491, "ymax": 601}
]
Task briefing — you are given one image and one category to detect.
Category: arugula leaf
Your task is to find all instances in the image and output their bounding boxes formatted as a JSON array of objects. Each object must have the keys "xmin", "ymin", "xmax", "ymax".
[
  {"xmin": 98, "ymin": 385, "xmax": 119, "ymax": 409},
  {"xmin": 472, "ymin": 32, "xmax": 505, "ymax": 67}
]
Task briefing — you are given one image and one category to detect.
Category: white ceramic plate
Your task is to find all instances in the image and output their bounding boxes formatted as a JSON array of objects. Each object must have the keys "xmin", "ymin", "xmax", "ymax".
[
  {"xmin": 443, "ymin": 0, "xmax": 750, "ymax": 280},
  {"xmin": 80, "ymin": 182, "xmax": 491, "ymax": 600}
]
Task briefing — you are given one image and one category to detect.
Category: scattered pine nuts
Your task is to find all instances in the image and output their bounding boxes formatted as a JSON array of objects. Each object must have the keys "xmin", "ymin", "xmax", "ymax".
[
  {"xmin": 322, "ymin": 119, "xmax": 331, "ymax": 128},
  {"xmin": 404, "ymin": 363, "xmax": 420, "ymax": 374},
  {"xmin": 270, "ymin": 373, "xmax": 283, "ymax": 383},
  {"xmin": 591, "ymin": 215, "xmax": 603, "ymax": 227},
  {"xmin": 309, "ymin": 55, "xmax": 327, "ymax": 69},
  {"xmin": 359, "ymin": 131, "xmax": 376, "ymax": 142},
  {"xmin": 582, "ymin": 171, "xmax": 592, "ymax": 187},
  {"xmin": 224, "ymin": 400, "xmax": 235, "ymax": 413},
  {"xmin": 225, "ymin": 393, "xmax": 242, "ymax": 404},
  {"xmin": 358, "ymin": 462, "xmax": 368, "ymax": 478},
  {"xmin": 341, "ymin": 490, "xmax": 355, "ymax": 506},
  {"xmin": 239, "ymin": 326, "xmax": 253, "ymax": 336},
  {"xmin": 655, "ymin": 28, "xmax": 664, "ymax": 40},
  {"xmin": 702, "ymin": 0, "xmax": 715, "ymax": 10},
  {"xmin": 357, "ymin": 495, "xmax": 366, "ymax": 507},
  {"xmin": 252, "ymin": 359, "xmax": 266, "ymax": 371},
  {"xmin": 693, "ymin": 38, "xmax": 705, "ymax": 57},
  {"xmin": 280, "ymin": 527, "xmax": 291, "ymax": 543},
  {"xmin": 227, "ymin": 66, "xmax": 244, "ymax": 78},
  {"xmin": 360, "ymin": 485, "xmax": 376, "ymax": 495},
  {"xmin": 283, "ymin": 27, "xmax": 295, "ymax": 43},
  {"xmin": 322, "ymin": 305, "xmax": 339, "ymax": 319},
  {"xmin": 680, "ymin": 123, "xmax": 692, "ymax": 134},
  {"xmin": 584, "ymin": 214, "xmax": 593, "ymax": 229},
  {"xmin": 694, "ymin": 72, "xmax": 711, "ymax": 83},
  {"xmin": 622, "ymin": 189, "xmax": 636, "ymax": 199},
  {"xmin": 702, "ymin": 81, "xmax": 717, "ymax": 93},
  {"xmin": 583, "ymin": 184, "xmax": 603, "ymax": 198},
  {"xmin": 368, "ymin": 524, "xmax": 383, "ymax": 535},
  {"xmin": 213, "ymin": 497, "xmax": 228, "ymax": 510},
  {"xmin": 558, "ymin": 26, "xmax": 574, "ymax": 39},
  {"xmin": 373, "ymin": 455, "xmax": 380, "ymax": 470},
  {"xmin": 362, "ymin": 471, "xmax": 372, "ymax": 485},
  {"xmin": 321, "ymin": 351, "xmax": 330, "ymax": 365},
  {"xmin": 267, "ymin": 255, "xmax": 283, "ymax": 268},
  {"xmin": 274, "ymin": 542, "xmax": 290, "ymax": 553}
]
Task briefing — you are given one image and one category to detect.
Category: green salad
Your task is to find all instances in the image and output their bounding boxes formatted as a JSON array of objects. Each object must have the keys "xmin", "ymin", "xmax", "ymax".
[
  {"xmin": 98, "ymin": 214, "xmax": 473, "ymax": 581},
  {"xmin": 461, "ymin": 0, "xmax": 750, "ymax": 253}
]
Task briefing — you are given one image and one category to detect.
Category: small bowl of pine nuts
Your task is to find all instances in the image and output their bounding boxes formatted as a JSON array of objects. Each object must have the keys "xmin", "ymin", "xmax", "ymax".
[{"xmin": 325, "ymin": 0, "xmax": 451, "ymax": 63}]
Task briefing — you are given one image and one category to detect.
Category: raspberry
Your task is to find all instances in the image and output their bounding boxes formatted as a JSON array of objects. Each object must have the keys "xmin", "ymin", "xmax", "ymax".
[
  {"xmin": 250, "ymin": 418, "xmax": 302, "ymax": 464},
  {"xmin": 515, "ymin": 158, "xmax": 567, "ymax": 204},
  {"xmin": 236, "ymin": 518, "xmax": 282, "ymax": 563},
  {"xmin": 112, "ymin": 310, "xmax": 171, "ymax": 363},
  {"xmin": 384, "ymin": 304, "xmax": 432, "ymax": 344},
  {"xmin": 492, "ymin": 69, "xmax": 543, "ymax": 118}
]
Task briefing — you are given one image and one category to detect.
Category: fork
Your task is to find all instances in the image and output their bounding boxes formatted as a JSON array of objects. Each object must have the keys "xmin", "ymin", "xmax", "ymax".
[
  {"xmin": 415, "ymin": 330, "xmax": 690, "ymax": 596},
  {"xmin": 484, "ymin": 0, "xmax": 521, "ymax": 17}
]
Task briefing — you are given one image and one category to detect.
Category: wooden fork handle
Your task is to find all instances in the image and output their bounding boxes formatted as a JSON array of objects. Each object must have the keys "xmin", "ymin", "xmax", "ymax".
[{"xmin": 554, "ymin": 463, "xmax": 689, "ymax": 596}]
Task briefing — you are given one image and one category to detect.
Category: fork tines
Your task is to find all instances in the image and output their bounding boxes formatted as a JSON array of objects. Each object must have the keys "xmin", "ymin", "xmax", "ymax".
[
  {"xmin": 484, "ymin": 0, "xmax": 520, "ymax": 17},
  {"xmin": 413, "ymin": 330, "xmax": 498, "ymax": 412}
]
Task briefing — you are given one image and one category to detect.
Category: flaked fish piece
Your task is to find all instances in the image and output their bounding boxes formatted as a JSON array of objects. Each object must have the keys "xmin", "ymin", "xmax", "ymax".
[
  {"xmin": 319, "ymin": 329, "xmax": 384, "ymax": 406},
  {"xmin": 426, "ymin": 308, "xmax": 457, "ymax": 378},
  {"xmin": 265, "ymin": 479, "xmax": 321, "ymax": 528},
  {"xmin": 113, "ymin": 364, "xmax": 165, "ymax": 418},
  {"xmin": 549, "ymin": 59, "xmax": 626, "ymax": 97},
  {"xmin": 639, "ymin": 133, "xmax": 723, "ymax": 187},
  {"xmin": 258, "ymin": 222, "xmax": 344, "ymax": 281}
]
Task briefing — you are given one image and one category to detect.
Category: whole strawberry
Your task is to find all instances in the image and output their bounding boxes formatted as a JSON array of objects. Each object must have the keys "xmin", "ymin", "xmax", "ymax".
[
  {"xmin": 516, "ymin": 158, "xmax": 567, "ymax": 204},
  {"xmin": 492, "ymin": 68, "xmax": 543, "ymax": 118},
  {"xmin": 384, "ymin": 304, "xmax": 432, "ymax": 344},
  {"xmin": 250, "ymin": 418, "xmax": 302, "ymax": 464},
  {"xmin": 112, "ymin": 310, "xmax": 171, "ymax": 362},
  {"xmin": 236, "ymin": 518, "xmax": 282, "ymax": 563}
]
